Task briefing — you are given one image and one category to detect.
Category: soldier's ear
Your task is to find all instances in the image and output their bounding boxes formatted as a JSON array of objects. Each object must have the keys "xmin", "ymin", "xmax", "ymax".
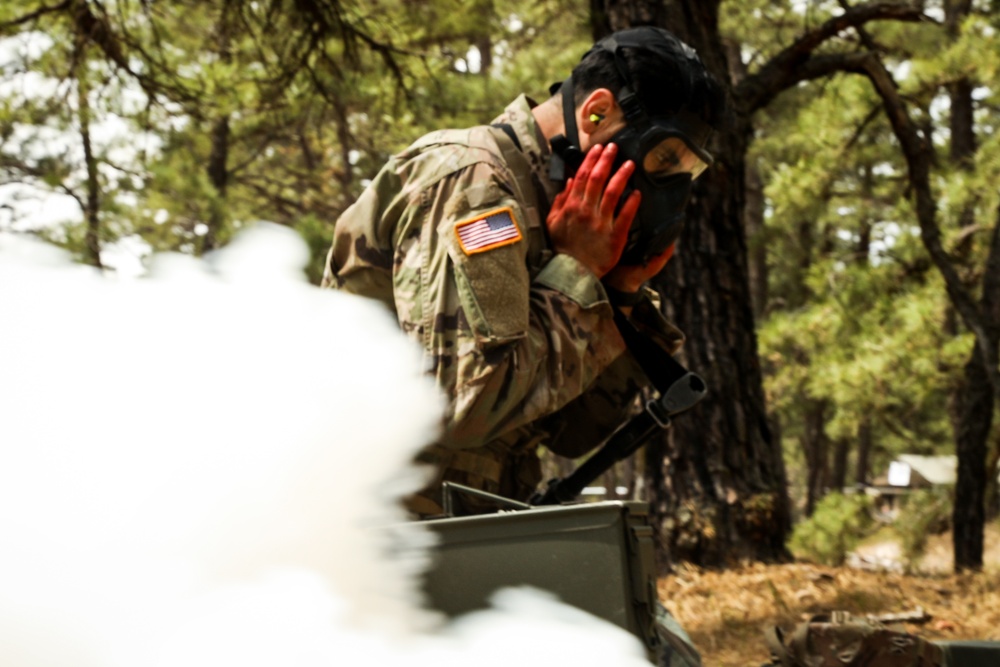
[
  {"xmin": 579, "ymin": 88, "xmax": 615, "ymax": 135},
  {"xmin": 579, "ymin": 88, "xmax": 624, "ymax": 145}
]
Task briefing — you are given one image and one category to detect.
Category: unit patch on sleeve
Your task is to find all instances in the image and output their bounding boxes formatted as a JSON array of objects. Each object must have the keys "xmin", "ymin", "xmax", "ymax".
[{"xmin": 454, "ymin": 208, "xmax": 523, "ymax": 255}]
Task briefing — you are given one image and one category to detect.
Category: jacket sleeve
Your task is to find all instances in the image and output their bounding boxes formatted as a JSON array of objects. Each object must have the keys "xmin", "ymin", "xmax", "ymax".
[
  {"xmin": 392, "ymin": 157, "xmax": 629, "ymax": 450},
  {"xmin": 537, "ymin": 293, "xmax": 686, "ymax": 460}
]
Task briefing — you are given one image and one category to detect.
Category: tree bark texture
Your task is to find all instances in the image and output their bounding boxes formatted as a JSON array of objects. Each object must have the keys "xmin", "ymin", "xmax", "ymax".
[
  {"xmin": 953, "ymin": 354, "xmax": 992, "ymax": 570},
  {"xmin": 729, "ymin": 39, "xmax": 769, "ymax": 321},
  {"xmin": 651, "ymin": 145, "xmax": 791, "ymax": 564},
  {"xmin": 744, "ymin": 159, "xmax": 768, "ymax": 320}
]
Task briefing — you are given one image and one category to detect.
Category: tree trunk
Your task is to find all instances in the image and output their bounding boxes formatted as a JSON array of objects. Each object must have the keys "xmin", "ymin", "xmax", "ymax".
[
  {"xmin": 802, "ymin": 400, "xmax": 830, "ymax": 517},
  {"xmin": 203, "ymin": 2, "xmax": 233, "ymax": 254},
  {"xmin": 945, "ymin": 0, "xmax": 996, "ymax": 573},
  {"xmin": 830, "ymin": 437, "xmax": 849, "ymax": 493},
  {"xmin": 729, "ymin": 39, "xmax": 768, "ymax": 321},
  {"xmin": 592, "ymin": 0, "xmax": 790, "ymax": 566},
  {"xmin": 986, "ymin": 426, "xmax": 1000, "ymax": 521},
  {"xmin": 590, "ymin": 0, "xmax": 664, "ymax": 39},
  {"xmin": 745, "ymin": 159, "xmax": 767, "ymax": 320},
  {"xmin": 203, "ymin": 115, "xmax": 230, "ymax": 253},
  {"xmin": 472, "ymin": 1, "xmax": 493, "ymax": 76},
  {"xmin": 651, "ymin": 160, "xmax": 790, "ymax": 563},
  {"xmin": 953, "ymin": 355, "xmax": 992, "ymax": 570},
  {"xmin": 946, "ymin": 0, "xmax": 975, "ymax": 167},
  {"xmin": 75, "ymin": 37, "xmax": 102, "ymax": 269},
  {"xmin": 953, "ymin": 205, "xmax": 1000, "ymax": 570},
  {"xmin": 855, "ymin": 417, "xmax": 872, "ymax": 486}
]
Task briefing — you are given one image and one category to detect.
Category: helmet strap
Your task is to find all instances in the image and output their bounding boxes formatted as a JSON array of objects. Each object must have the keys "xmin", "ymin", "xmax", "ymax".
[{"xmin": 548, "ymin": 75, "xmax": 585, "ymax": 183}]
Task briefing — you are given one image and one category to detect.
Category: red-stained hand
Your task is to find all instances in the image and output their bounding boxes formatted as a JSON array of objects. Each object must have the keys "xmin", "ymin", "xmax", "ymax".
[
  {"xmin": 545, "ymin": 143, "xmax": 642, "ymax": 278},
  {"xmin": 603, "ymin": 242, "xmax": 676, "ymax": 294}
]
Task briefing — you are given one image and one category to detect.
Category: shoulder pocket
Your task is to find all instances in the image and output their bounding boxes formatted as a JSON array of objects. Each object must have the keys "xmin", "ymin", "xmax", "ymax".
[{"xmin": 445, "ymin": 206, "xmax": 530, "ymax": 345}]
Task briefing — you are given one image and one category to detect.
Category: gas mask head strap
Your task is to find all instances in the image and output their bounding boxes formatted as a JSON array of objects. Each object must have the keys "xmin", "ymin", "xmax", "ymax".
[
  {"xmin": 548, "ymin": 75, "xmax": 585, "ymax": 183},
  {"xmin": 599, "ymin": 35, "xmax": 646, "ymax": 124},
  {"xmin": 548, "ymin": 35, "xmax": 650, "ymax": 182}
]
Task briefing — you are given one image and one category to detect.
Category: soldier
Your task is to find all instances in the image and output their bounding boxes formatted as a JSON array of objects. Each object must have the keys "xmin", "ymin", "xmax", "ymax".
[
  {"xmin": 333, "ymin": 34, "xmax": 718, "ymax": 478},
  {"xmin": 323, "ymin": 26, "xmax": 723, "ymax": 515},
  {"xmin": 323, "ymin": 25, "xmax": 723, "ymax": 667}
]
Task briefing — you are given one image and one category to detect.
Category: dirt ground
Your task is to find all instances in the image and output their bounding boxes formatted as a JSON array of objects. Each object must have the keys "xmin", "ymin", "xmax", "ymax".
[{"xmin": 659, "ymin": 531, "xmax": 1000, "ymax": 666}]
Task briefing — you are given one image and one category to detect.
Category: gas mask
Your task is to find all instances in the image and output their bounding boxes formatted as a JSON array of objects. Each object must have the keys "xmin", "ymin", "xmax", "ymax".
[{"xmin": 549, "ymin": 29, "xmax": 715, "ymax": 266}]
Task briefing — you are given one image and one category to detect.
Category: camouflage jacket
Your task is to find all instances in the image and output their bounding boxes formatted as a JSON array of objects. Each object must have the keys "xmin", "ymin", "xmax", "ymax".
[
  {"xmin": 322, "ymin": 96, "xmax": 684, "ymax": 515},
  {"xmin": 764, "ymin": 612, "xmax": 944, "ymax": 667}
]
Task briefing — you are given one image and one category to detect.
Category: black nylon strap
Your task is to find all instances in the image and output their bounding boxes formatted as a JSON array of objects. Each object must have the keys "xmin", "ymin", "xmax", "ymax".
[
  {"xmin": 547, "ymin": 76, "xmax": 585, "ymax": 183},
  {"xmin": 613, "ymin": 303, "xmax": 719, "ymax": 501},
  {"xmin": 611, "ymin": 306, "xmax": 688, "ymax": 395},
  {"xmin": 490, "ymin": 122, "xmax": 522, "ymax": 151}
]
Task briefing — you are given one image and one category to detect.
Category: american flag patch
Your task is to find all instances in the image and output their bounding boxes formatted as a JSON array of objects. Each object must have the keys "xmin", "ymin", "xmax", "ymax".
[{"xmin": 454, "ymin": 208, "xmax": 522, "ymax": 255}]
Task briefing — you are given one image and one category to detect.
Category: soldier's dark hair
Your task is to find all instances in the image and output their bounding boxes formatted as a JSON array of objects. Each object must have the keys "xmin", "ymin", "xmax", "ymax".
[{"xmin": 571, "ymin": 27, "xmax": 725, "ymax": 127}]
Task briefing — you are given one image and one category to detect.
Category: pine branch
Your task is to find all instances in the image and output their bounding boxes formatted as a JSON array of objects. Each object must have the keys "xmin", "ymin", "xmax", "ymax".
[
  {"xmin": 0, "ymin": 0, "xmax": 72, "ymax": 33},
  {"xmin": 735, "ymin": 2, "xmax": 935, "ymax": 114},
  {"xmin": 72, "ymin": 0, "xmax": 199, "ymax": 106}
]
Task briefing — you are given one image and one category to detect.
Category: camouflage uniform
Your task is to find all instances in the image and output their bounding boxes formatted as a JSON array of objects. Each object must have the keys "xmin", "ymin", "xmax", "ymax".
[
  {"xmin": 323, "ymin": 95, "xmax": 699, "ymax": 667},
  {"xmin": 322, "ymin": 95, "xmax": 683, "ymax": 515},
  {"xmin": 764, "ymin": 612, "xmax": 945, "ymax": 667}
]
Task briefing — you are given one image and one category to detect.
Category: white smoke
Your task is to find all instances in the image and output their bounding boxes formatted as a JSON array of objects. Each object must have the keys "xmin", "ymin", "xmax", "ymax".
[{"xmin": 0, "ymin": 223, "xmax": 651, "ymax": 667}]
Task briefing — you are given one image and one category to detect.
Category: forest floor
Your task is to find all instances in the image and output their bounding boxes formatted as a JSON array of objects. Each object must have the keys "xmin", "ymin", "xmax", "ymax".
[{"xmin": 660, "ymin": 524, "xmax": 1000, "ymax": 666}]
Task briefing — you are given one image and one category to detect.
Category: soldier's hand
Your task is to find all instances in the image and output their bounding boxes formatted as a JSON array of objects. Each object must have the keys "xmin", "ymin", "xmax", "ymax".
[
  {"xmin": 546, "ymin": 143, "xmax": 641, "ymax": 278},
  {"xmin": 603, "ymin": 242, "xmax": 676, "ymax": 294}
]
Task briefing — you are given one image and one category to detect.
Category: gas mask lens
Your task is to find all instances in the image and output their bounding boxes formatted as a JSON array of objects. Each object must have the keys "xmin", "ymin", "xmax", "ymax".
[{"xmin": 642, "ymin": 135, "xmax": 709, "ymax": 180}]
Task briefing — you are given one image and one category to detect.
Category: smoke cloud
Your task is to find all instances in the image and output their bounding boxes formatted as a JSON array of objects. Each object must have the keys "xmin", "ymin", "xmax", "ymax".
[{"xmin": 0, "ymin": 224, "xmax": 651, "ymax": 667}]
